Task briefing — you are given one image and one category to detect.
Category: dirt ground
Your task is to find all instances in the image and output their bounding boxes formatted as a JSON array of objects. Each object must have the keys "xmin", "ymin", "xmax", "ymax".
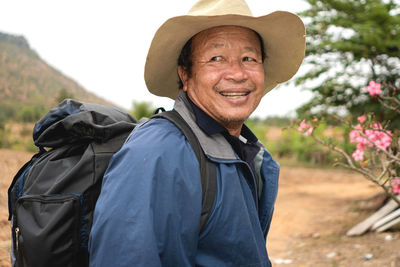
[
  {"xmin": 268, "ymin": 166, "xmax": 400, "ymax": 267},
  {"xmin": 0, "ymin": 149, "xmax": 399, "ymax": 267}
]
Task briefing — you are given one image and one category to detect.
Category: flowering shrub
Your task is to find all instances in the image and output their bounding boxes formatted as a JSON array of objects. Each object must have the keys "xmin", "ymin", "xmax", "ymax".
[
  {"xmin": 365, "ymin": 81, "xmax": 382, "ymax": 96},
  {"xmin": 349, "ymin": 120, "xmax": 392, "ymax": 162},
  {"xmin": 298, "ymin": 81, "xmax": 400, "ymax": 204},
  {"xmin": 393, "ymin": 178, "xmax": 400, "ymax": 194},
  {"xmin": 298, "ymin": 120, "xmax": 313, "ymax": 136}
]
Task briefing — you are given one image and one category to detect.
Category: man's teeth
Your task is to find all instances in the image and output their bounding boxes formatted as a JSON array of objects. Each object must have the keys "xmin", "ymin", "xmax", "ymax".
[{"xmin": 220, "ymin": 92, "xmax": 249, "ymax": 97}]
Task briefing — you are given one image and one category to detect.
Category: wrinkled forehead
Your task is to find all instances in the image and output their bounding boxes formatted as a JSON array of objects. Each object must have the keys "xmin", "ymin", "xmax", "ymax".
[{"xmin": 191, "ymin": 25, "xmax": 262, "ymax": 55}]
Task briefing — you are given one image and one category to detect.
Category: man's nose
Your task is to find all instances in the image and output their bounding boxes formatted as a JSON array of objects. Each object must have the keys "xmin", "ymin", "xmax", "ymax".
[{"xmin": 224, "ymin": 60, "xmax": 249, "ymax": 82}]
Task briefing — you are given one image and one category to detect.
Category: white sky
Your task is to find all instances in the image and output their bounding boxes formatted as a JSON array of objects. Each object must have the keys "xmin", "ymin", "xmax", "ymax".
[{"xmin": 0, "ymin": 0, "xmax": 312, "ymax": 118}]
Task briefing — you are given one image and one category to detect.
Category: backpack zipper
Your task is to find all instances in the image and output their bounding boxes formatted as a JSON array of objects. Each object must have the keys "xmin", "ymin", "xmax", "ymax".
[{"xmin": 15, "ymin": 226, "xmax": 19, "ymax": 251}]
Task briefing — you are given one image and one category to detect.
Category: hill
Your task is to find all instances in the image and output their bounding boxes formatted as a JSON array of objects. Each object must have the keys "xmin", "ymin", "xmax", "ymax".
[{"xmin": 0, "ymin": 31, "xmax": 113, "ymax": 121}]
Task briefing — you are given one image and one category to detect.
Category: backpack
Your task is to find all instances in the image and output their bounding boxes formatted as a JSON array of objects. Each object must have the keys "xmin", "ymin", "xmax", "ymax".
[{"xmin": 8, "ymin": 99, "xmax": 216, "ymax": 267}]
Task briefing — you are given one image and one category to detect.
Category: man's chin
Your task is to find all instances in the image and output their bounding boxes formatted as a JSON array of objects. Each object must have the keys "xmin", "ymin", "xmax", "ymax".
[
  {"xmin": 218, "ymin": 114, "xmax": 249, "ymax": 130},
  {"xmin": 220, "ymin": 116, "xmax": 248, "ymax": 124},
  {"xmin": 219, "ymin": 110, "xmax": 251, "ymax": 123}
]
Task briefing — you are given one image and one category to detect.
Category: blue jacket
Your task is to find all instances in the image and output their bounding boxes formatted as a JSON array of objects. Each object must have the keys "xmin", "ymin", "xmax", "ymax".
[{"xmin": 89, "ymin": 93, "xmax": 280, "ymax": 267}]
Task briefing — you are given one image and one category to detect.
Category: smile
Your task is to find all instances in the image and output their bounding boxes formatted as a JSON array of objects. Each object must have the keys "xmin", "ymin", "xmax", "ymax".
[{"xmin": 220, "ymin": 92, "xmax": 250, "ymax": 98}]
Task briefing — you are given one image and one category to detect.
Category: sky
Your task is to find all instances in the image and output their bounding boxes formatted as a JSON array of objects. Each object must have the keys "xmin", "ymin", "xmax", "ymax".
[{"xmin": 0, "ymin": 0, "xmax": 312, "ymax": 118}]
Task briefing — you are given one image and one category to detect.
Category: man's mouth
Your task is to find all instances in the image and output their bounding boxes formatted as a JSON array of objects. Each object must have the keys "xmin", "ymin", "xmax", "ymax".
[{"xmin": 219, "ymin": 92, "xmax": 250, "ymax": 98}]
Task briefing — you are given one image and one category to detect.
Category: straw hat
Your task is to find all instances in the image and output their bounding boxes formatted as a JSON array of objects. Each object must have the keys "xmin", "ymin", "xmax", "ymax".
[{"xmin": 144, "ymin": 0, "xmax": 306, "ymax": 99}]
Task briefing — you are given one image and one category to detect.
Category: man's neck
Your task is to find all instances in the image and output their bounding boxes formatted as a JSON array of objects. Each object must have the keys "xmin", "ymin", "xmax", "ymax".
[
  {"xmin": 223, "ymin": 122, "xmax": 243, "ymax": 137},
  {"xmin": 185, "ymin": 93, "xmax": 244, "ymax": 137}
]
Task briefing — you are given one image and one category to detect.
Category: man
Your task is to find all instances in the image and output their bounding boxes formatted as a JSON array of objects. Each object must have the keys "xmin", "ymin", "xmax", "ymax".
[{"xmin": 89, "ymin": 0, "xmax": 305, "ymax": 266}]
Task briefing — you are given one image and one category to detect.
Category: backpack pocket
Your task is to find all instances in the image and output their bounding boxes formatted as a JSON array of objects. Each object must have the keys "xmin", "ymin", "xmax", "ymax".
[{"xmin": 14, "ymin": 194, "xmax": 82, "ymax": 267}]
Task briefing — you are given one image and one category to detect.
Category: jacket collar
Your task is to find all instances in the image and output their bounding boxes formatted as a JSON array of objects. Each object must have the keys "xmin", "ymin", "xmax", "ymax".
[
  {"xmin": 186, "ymin": 94, "xmax": 258, "ymax": 146},
  {"xmin": 174, "ymin": 91, "xmax": 262, "ymax": 160}
]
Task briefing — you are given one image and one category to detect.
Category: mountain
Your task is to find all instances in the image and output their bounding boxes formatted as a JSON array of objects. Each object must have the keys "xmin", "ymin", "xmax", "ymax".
[{"xmin": 0, "ymin": 31, "xmax": 114, "ymax": 120}]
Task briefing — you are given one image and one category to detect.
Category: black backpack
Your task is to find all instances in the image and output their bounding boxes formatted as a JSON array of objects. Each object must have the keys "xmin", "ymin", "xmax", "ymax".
[{"xmin": 8, "ymin": 99, "xmax": 216, "ymax": 267}]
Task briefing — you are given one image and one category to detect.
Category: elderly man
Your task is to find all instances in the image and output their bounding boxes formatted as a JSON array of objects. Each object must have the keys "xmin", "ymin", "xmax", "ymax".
[{"xmin": 89, "ymin": 0, "xmax": 305, "ymax": 266}]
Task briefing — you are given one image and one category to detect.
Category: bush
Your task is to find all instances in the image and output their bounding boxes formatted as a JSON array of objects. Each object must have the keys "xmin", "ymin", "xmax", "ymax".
[
  {"xmin": 269, "ymin": 123, "xmax": 350, "ymax": 166},
  {"xmin": 246, "ymin": 119, "xmax": 268, "ymax": 145},
  {"xmin": 131, "ymin": 101, "xmax": 155, "ymax": 120},
  {"xmin": 0, "ymin": 128, "xmax": 12, "ymax": 148},
  {"xmin": 56, "ymin": 88, "xmax": 75, "ymax": 103},
  {"xmin": 0, "ymin": 104, "xmax": 16, "ymax": 129},
  {"xmin": 17, "ymin": 105, "xmax": 46, "ymax": 122}
]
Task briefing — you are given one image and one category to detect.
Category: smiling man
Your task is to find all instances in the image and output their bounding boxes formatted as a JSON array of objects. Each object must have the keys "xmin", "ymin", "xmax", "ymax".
[
  {"xmin": 89, "ymin": 0, "xmax": 305, "ymax": 266},
  {"xmin": 178, "ymin": 25, "xmax": 265, "ymax": 137}
]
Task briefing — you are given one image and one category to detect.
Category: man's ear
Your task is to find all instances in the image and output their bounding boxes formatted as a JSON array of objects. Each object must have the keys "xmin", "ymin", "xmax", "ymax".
[{"xmin": 178, "ymin": 66, "xmax": 188, "ymax": 91}]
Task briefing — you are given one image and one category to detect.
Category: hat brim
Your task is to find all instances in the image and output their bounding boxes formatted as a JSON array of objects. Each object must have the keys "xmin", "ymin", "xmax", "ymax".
[{"xmin": 145, "ymin": 11, "xmax": 306, "ymax": 99}]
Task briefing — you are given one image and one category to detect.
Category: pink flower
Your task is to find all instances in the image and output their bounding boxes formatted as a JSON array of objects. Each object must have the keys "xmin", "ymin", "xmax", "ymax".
[
  {"xmin": 298, "ymin": 120, "xmax": 311, "ymax": 131},
  {"xmin": 372, "ymin": 123, "xmax": 383, "ymax": 130},
  {"xmin": 380, "ymin": 132, "xmax": 392, "ymax": 150},
  {"xmin": 298, "ymin": 120, "xmax": 314, "ymax": 136},
  {"xmin": 365, "ymin": 81, "xmax": 382, "ymax": 96},
  {"xmin": 352, "ymin": 149, "xmax": 364, "ymax": 161},
  {"xmin": 349, "ymin": 130, "xmax": 359, "ymax": 142},
  {"xmin": 375, "ymin": 133, "xmax": 392, "ymax": 151},
  {"xmin": 365, "ymin": 129, "xmax": 378, "ymax": 145},
  {"xmin": 355, "ymin": 124, "xmax": 363, "ymax": 131},
  {"xmin": 392, "ymin": 178, "xmax": 400, "ymax": 195},
  {"xmin": 358, "ymin": 114, "xmax": 366, "ymax": 123},
  {"xmin": 365, "ymin": 124, "xmax": 392, "ymax": 150},
  {"xmin": 356, "ymin": 142, "xmax": 366, "ymax": 150},
  {"xmin": 350, "ymin": 125, "xmax": 364, "ymax": 144},
  {"xmin": 350, "ymin": 122, "xmax": 392, "ymax": 152}
]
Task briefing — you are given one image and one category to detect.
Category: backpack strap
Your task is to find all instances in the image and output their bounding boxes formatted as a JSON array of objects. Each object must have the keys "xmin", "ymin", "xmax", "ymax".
[{"xmin": 152, "ymin": 110, "xmax": 217, "ymax": 233}]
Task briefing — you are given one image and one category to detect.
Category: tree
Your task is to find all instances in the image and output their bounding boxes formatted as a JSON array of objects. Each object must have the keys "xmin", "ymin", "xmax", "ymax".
[
  {"xmin": 296, "ymin": 0, "xmax": 400, "ymax": 127},
  {"xmin": 0, "ymin": 105, "xmax": 14, "ymax": 130},
  {"xmin": 131, "ymin": 101, "xmax": 155, "ymax": 120},
  {"xmin": 56, "ymin": 88, "xmax": 75, "ymax": 103},
  {"xmin": 17, "ymin": 105, "xmax": 46, "ymax": 122}
]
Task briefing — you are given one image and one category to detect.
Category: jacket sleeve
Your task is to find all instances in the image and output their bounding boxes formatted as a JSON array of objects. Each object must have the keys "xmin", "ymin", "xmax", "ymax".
[
  {"xmin": 259, "ymin": 148, "xmax": 280, "ymax": 238},
  {"xmin": 89, "ymin": 119, "xmax": 202, "ymax": 267}
]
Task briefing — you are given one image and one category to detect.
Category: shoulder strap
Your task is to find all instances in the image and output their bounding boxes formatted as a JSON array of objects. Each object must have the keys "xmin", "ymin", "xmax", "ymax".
[{"xmin": 152, "ymin": 110, "xmax": 216, "ymax": 233}]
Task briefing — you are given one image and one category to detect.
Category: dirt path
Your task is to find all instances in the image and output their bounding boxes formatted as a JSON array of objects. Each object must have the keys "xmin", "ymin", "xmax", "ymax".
[
  {"xmin": 0, "ymin": 149, "xmax": 399, "ymax": 266},
  {"xmin": 268, "ymin": 166, "xmax": 400, "ymax": 266}
]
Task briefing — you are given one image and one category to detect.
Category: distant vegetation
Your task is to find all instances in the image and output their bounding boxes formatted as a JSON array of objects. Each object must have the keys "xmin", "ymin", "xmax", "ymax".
[
  {"xmin": 246, "ymin": 117, "xmax": 353, "ymax": 166},
  {"xmin": 131, "ymin": 101, "xmax": 156, "ymax": 120},
  {"xmin": 0, "ymin": 32, "xmax": 111, "ymax": 125},
  {"xmin": 0, "ymin": 31, "xmax": 114, "ymax": 151}
]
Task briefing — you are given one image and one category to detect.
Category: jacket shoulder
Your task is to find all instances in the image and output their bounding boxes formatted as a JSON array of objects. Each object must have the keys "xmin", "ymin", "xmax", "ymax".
[{"xmin": 127, "ymin": 117, "xmax": 187, "ymax": 149}]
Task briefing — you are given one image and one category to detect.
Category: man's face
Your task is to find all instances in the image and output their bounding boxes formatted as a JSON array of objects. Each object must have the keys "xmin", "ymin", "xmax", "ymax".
[{"xmin": 179, "ymin": 26, "xmax": 265, "ymax": 135}]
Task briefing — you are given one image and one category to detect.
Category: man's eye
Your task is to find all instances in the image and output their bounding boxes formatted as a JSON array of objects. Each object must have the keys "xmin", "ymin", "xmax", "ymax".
[
  {"xmin": 210, "ymin": 56, "xmax": 223, "ymax": 62},
  {"xmin": 243, "ymin": 56, "xmax": 257, "ymax": 62}
]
